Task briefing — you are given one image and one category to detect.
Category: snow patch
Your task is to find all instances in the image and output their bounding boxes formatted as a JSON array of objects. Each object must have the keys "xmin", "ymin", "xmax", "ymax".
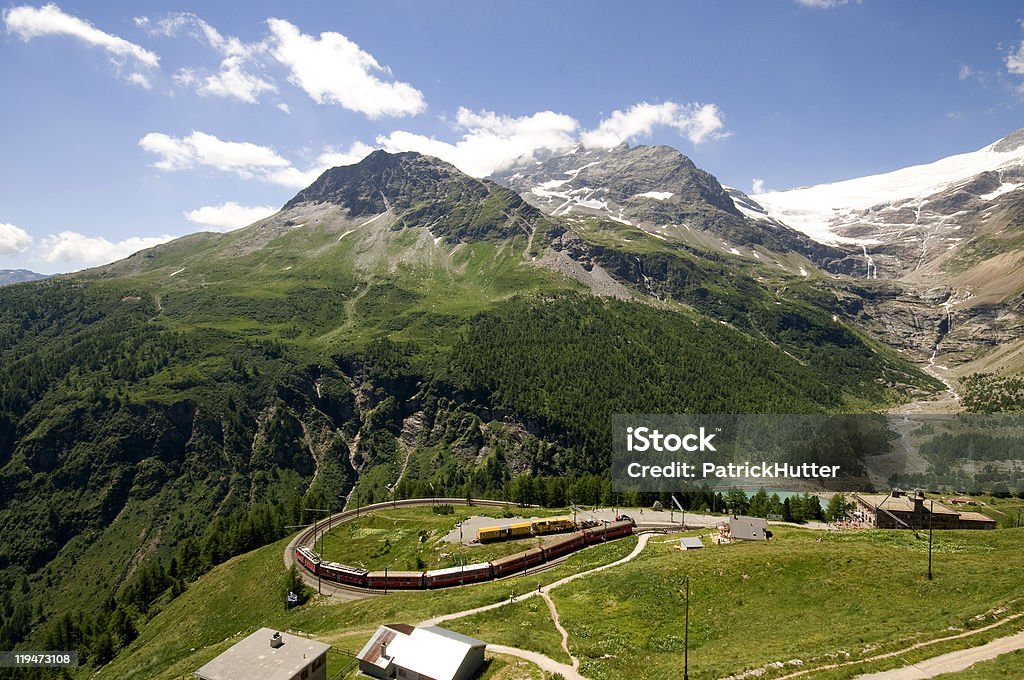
[
  {"xmin": 169, "ymin": 267, "xmax": 185, "ymax": 277},
  {"xmin": 754, "ymin": 135, "xmax": 1024, "ymax": 244},
  {"xmin": 635, "ymin": 191, "xmax": 673, "ymax": 200},
  {"xmin": 980, "ymin": 182, "xmax": 1021, "ymax": 201}
]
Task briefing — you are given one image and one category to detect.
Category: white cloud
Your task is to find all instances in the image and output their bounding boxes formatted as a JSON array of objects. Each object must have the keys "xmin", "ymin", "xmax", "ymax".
[
  {"xmin": 140, "ymin": 131, "xmax": 373, "ymax": 188},
  {"xmin": 0, "ymin": 222, "xmax": 33, "ymax": 254},
  {"xmin": 262, "ymin": 141, "xmax": 377, "ymax": 187},
  {"xmin": 39, "ymin": 231, "xmax": 174, "ymax": 266},
  {"xmin": 196, "ymin": 55, "xmax": 276, "ymax": 103},
  {"xmin": 142, "ymin": 11, "xmax": 251, "ymax": 57},
  {"xmin": 184, "ymin": 202, "xmax": 277, "ymax": 230},
  {"xmin": 958, "ymin": 64, "xmax": 974, "ymax": 81},
  {"xmin": 377, "ymin": 101, "xmax": 729, "ymax": 177},
  {"xmin": 140, "ymin": 100, "xmax": 728, "ymax": 187},
  {"xmin": 751, "ymin": 178, "xmax": 766, "ymax": 194},
  {"xmin": 277, "ymin": 102, "xmax": 291, "ymax": 114},
  {"xmin": 581, "ymin": 101, "xmax": 729, "ymax": 149},
  {"xmin": 127, "ymin": 72, "xmax": 152, "ymax": 89},
  {"xmin": 1008, "ymin": 41, "xmax": 1024, "ymax": 77},
  {"xmin": 4, "ymin": 4, "xmax": 159, "ymax": 68},
  {"xmin": 314, "ymin": 142, "xmax": 377, "ymax": 168},
  {"xmin": 141, "ymin": 12, "xmax": 274, "ymax": 103},
  {"xmin": 794, "ymin": 0, "xmax": 848, "ymax": 7},
  {"xmin": 267, "ymin": 17, "xmax": 425, "ymax": 118},
  {"xmin": 139, "ymin": 131, "xmax": 290, "ymax": 174},
  {"xmin": 377, "ymin": 108, "xmax": 579, "ymax": 177}
]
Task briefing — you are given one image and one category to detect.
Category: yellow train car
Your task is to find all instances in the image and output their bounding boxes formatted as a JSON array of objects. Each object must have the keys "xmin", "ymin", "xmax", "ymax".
[
  {"xmin": 531, "ymin": 517, "xmax": 575, "ymax": 535},
  {"xmin": 477, "ymin": 526, "xmax": 509, "ymax": 542},
  {"xmin": 508, "ymin": 521, "xmax": 534, "ymax": 538}
]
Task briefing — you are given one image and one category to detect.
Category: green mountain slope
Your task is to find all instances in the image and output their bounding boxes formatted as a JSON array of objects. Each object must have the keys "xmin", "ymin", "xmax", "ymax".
[{"xmin": 0, "ymin": 150, "xmax": 939, "ymax": 671}]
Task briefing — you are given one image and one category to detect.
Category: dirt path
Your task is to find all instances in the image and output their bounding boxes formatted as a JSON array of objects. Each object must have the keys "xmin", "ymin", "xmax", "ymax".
[
  {"xmin": 488, "ymin": 644, "xmax": 586, "ymax": 680},
  {"xmin": 416, "ymin": 533, "xmax": 654, "ymax": 679},
  {"xmin": 540, "ymin": 590, "xmax": 579, "ymax": 671},
  {"xmin": 778, "ymin": 611, "xmax": 1024, "ymax": 679},
  {"xmin": 852, "ymin": 629, "xmax": 1024, "ymax": 679},
  {"xmin": 420, "ymin": 532, "xmax": 652, "ymax": 627}
]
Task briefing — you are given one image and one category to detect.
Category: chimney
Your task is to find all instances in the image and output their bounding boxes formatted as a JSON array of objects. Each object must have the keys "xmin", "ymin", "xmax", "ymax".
[
  {"xmin": 379, "ymin": 641, "xmax": 388, "ymax": 659},
  {"xmin": 270, "ymin": 632, "xmax": 284, "ymax": 649}
]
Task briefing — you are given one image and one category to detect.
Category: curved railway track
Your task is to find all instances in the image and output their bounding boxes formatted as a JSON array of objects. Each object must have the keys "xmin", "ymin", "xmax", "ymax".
[{"xmin": 284, "ymin": 497, "xmax": 638, "ymax": 596}]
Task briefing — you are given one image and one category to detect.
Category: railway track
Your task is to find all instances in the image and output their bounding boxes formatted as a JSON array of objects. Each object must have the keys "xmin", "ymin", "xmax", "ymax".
[
  {"xmin": 284, "ymin": 497, "xmax": 533, "ymax": 595},
  {"xmin": 283, "ymin": 497, "xmax": 644, "ymax": 596}
]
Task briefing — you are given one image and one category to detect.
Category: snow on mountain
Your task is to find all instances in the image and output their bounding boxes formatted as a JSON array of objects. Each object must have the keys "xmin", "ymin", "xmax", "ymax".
[{"xmin": 752, "ymin": 130, "xmax": 1024, "ymax": 245}]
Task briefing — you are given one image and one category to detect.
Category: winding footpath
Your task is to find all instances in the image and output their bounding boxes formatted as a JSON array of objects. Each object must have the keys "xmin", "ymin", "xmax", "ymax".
[
  {"xmin": 420, "ymin": 532, "xmax": 652, "ymax": 627},
  {"xmin": 541, "ymin": 590, "xmax": 578, "ymax": 672},
  {"xmin": 852, "ymin": 629, "xmax": 1024, "ymax": 680},
  {"xmin": 419, "ymin": 533, "xmax": 654, "ymax": 680},
  {"xmin": 778, "ymin": 611, "xmax": 1024, "ymax": 680}
]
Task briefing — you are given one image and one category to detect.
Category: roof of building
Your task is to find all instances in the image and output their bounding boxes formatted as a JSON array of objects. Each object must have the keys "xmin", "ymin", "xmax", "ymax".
[
  {"xmin": 194, "ymin": 628, "xmax": 330, "ymax": 680},
  {"xmin": 680, "ymin": 537, "xmax": 704, "ymax": 550},
  {"xmin": 957, "ymin": 511, "xmax": 997, "ymax": 524},
  {"xmin": 357, "ymin": 624, "xmax": 486, "ymax": 680},
  {"xmin": 856, "ymin": 494, "xmax": 958, "ymax": 516},
  {"xmin": 729, "ymin": 516, "xmax": 768, "ymax": 540}
]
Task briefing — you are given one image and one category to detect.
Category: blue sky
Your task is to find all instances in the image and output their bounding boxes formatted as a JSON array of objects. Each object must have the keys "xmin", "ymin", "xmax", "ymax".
[{"xmin": 2, "ymin": 1, "xmax": 1024, "ymax": 273}]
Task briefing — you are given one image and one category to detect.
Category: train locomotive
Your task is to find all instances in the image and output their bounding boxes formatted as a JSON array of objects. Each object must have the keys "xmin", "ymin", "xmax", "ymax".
[{"xmin": 294, "ymin": 519, "xmax": 634, "ymax": 591}]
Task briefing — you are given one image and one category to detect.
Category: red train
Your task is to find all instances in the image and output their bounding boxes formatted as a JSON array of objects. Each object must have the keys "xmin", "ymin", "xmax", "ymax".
[{"xmin": 294, "ymin": 519, "xmax": 633, "ymax": 590}]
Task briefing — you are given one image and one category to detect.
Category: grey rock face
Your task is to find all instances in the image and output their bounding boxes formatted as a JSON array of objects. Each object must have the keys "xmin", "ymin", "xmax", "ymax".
[
  {"xmin": 283, "ymin": 150, "xmax": 545, "ymax": 243},
  {"xmin": 494, "ymin": 143, "xmax": 853, "ymax": 270}
]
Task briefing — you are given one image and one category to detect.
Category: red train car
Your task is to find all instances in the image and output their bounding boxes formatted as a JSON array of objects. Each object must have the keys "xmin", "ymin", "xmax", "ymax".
[
  {"xmin": 584, "ymin": 520, "xmax": 634, "ymax": 545},
  {"xmin": 424, "ymin": 562, "xmax": 492, "ymax": 588},
  {"xmin": 607, "ymin": 519, "xmax": 634, "ymax": 540},
  {"xmin": 366, "ymin": 570, "xmax": 424, "ymax": 589},
  {"xmin": 319, "ymin": 561, "xmax": 369, "ymax": 587},
  {"xmin": 295, "ymin": 546, "xmax": 320, "ymax": 572},
  {"xmin": 542, "ymin": 531, "xmax": 586, "ymax": 560},
  {"xmin": 491, "ymin": 547, "xmax": 544, "ymax": 578}
]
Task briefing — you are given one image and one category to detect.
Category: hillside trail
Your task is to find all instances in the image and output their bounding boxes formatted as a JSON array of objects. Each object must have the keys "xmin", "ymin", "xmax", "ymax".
[
  {"xmin": 540, "ymin": 590, "xmax": 579, "ymax": 671},
  {"xmin": 777, "ymin": 611, "xmax": 1024, "ymax": 680},
  {"xmin": 418, "ymin": 532, "xmax": 654, "ymax": 679},
  {"xmin": 853, "ymin": 629, "xmax": 1024, "ymax": 679},
  {"xmin": 419, "ymin": 532, "xmax": 651, "ymax": 627}
]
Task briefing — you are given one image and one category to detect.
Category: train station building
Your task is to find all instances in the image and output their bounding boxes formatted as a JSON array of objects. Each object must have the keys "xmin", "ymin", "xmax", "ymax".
[
  {"xmin": 852, "ymin": 490, "xmax": 997, "ymax": 530},
  {"xmin": 193, "ymin": 628, "xmax": 330, "ymax": 680},
  {"xmin": 357, "ymin": 624, "xmax": 486, "ymax": 680}
]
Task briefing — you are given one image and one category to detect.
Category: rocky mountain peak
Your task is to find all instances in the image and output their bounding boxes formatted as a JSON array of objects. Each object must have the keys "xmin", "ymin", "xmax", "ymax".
[
  {"xmin": 493, "ymin": 142, "xmax": 741, "ymax": 221},
  {"xmin": 991, "ymin": 128, "xmax": 1024, "ymax": 153},
  {"xmin": 283, "ymin": 150, "xmax": 491, "ymax": 217}
]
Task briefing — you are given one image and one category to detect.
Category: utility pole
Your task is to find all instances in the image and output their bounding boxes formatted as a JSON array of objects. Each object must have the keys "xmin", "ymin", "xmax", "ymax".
[
  {"xmin": 683, "ymin": 575, "xmax": 690, "ymax": 680},
  {"xmin": 928, "ymin": 500, "xmax": 934, "ymax": 581}
]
